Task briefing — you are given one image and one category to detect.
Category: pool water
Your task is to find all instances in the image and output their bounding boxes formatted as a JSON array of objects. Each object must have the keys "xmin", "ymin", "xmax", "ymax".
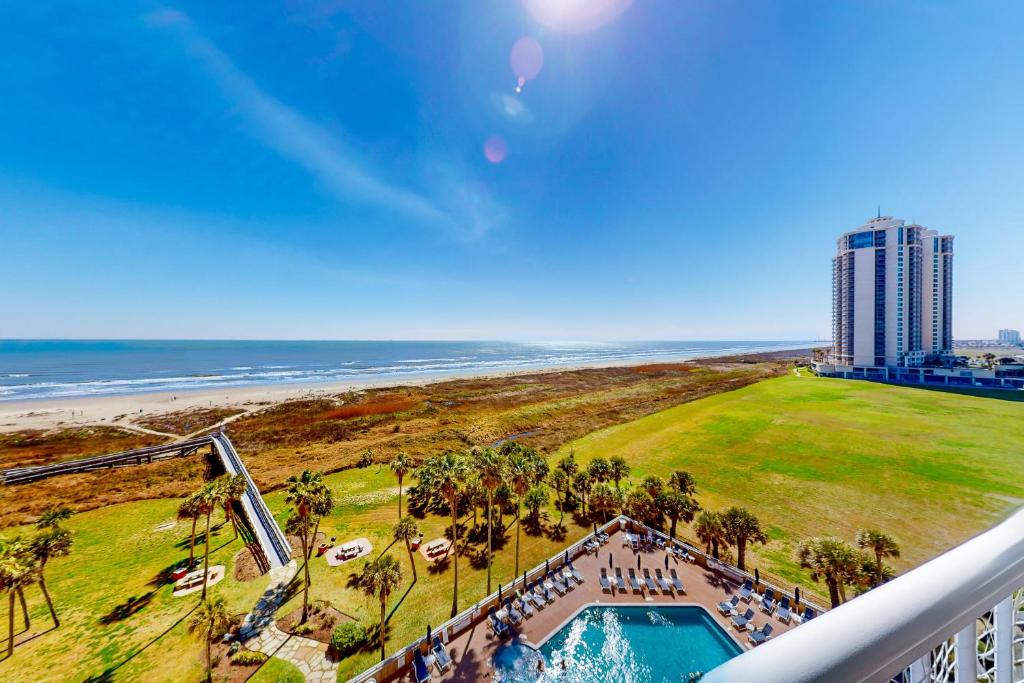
[{"xmin": 492, "ymin": 606, "xmax": 742, "ymax": 682}]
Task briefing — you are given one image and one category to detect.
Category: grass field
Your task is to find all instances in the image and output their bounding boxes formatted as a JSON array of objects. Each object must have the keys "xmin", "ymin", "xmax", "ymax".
[
  {"xmin": 2, "ymin": 373, "xmax": 1022, "ymax": 681},
  {"xmin": 560, "ymin": 374, "xmax": 1024, "ymax": 588}
]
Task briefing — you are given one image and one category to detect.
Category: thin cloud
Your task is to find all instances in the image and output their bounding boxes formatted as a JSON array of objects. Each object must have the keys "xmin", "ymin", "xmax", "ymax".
[{"xmin": 145, "ymin": 8, "xmax": 502, "ymax": 239}]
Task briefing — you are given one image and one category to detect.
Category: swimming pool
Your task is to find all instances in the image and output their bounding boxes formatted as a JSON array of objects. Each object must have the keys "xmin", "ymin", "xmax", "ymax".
[{"xmin": 492, "ymin": 605, "xmax": 742, "ymax": 681}]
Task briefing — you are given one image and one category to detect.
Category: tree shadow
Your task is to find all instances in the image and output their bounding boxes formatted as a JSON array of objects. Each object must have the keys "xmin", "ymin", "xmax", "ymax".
[{"xmin": 99, "ymin": 590, "xmax": 158, "ymax": 624}]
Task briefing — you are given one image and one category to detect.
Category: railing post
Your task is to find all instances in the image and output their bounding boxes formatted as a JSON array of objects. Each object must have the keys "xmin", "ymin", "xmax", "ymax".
[
  {"xmin": 994, "ymin": 596, "xmax": 1013, "ymax": 682},
  {"xmin": 955, "ymin": 622, "xmax": 976, "ymax": 682}
]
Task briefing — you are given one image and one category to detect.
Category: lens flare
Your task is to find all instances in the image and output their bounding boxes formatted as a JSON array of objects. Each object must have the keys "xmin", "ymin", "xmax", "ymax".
[
  {"xmin": 483, "ymin": 136, "xmax": 508, "ymax": 163},
  {"xmin": 510, "ymin": 36, "xmax": 543, "ymax": 93}
]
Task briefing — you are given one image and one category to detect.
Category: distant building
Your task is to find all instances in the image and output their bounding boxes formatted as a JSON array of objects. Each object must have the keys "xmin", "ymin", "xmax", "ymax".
[
  {"xmin": 816, "ymin": 217, "xmax": 1023, "ymax": 389},
  {"xmin": 998, "ymin": 329, "xmax": 1021, "ymax": 344}
]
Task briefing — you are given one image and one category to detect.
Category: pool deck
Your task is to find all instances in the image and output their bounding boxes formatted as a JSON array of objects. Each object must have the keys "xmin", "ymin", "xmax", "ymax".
[{"xmin": 401, "ymin": 528, "xmax": 803, "ymax": 682}]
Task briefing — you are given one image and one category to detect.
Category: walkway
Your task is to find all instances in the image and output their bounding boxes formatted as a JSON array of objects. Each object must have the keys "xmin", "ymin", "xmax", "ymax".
[{"xmin": 239, "ymin": 560, "xmax": 339, "ymax": 683}]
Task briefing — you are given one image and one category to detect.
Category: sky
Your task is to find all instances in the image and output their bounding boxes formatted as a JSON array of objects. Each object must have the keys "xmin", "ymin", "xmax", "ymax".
[{"xmin": 1, "ymin": 1, "xmax": 1022, "ymax": 341}]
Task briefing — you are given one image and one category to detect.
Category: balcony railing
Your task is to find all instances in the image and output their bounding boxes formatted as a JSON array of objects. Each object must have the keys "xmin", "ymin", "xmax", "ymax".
[{"xmin": 704, "ymin": 508, "xmax": 1024, "ymax": 683}]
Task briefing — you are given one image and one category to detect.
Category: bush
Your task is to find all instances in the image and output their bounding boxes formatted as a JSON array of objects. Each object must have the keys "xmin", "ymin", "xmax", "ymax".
[
  {"xmin": 231, "ymin": 650, "xmax": 268, "ymax": 666},
  {"xmin": 331, "ymin": 622, "xmax": 367, "ymax": 657}
]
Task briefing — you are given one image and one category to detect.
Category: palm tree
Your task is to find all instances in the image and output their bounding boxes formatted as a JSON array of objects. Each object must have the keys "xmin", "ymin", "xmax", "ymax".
[
  {"xmin": 796, "ymin": 536, "xmax": 862, "ymax": 607},
  {"xmin": 35, "ymin": 505, "xmax": 74, "ymax": 530},
  {"xmin": 196, "ymin": 481, "xmax": 222, "ymax": 602},
  {"xmin": 587, "ymin": 457, "xmax": 611, "ymax": 484},
  {"xmin": 389, "ymin": 452, "xmax": 411, "ymax": 520},
  {"xmin": 188, "ymin": 596, "xmax": 230, "ymax": 683},
  {"xmin": 392, "ymin": 517, "xmax": 420, "ymax": 583},
  {"xmin": 177, "ymin": 493, "xmax": 202, "ymax": 569},
  {"xmin": 655, "ymin": 488, "xmax": 698, "ymax": 540},
  {"xmin": 572, "ymin": 472, "xmax": 592, "ymax": 516},
  {"xmin": 721, "ymin": 507, "xmax": 767, "ymax": 572},
  {"xmin": 475, "ymin": 448, "xmax": 505, "ymax": 594},
  {"xmin": 608, "ymin": 456, "xmax": 630, "ymax": 490},
  {"xmin": 29, "ymin": 527, "xmax": 72, "ymax": 627},
  {"xmin": 667, "ymin": 471, "xmax": 697, "ymax": 496},
  {"xmin": 285, "ymin": 469, "xmax": 331, "ymax": 622},
  {"xmin": 218, "ymin": 474, "xmax": 247, "ymax": 541},
  {"xmin": 416, "ymin": 453, "xmax": 468, "ymax": 617},
  {"xmin": 0, "ymin": 538, "xmax": 33, "ymax": 658},
  {"xmin": 694, "ymin": 510, "xmax": 727, "ymax": 559},
  {"xmin": 359, "ymin": 555, "xmax": 403, "ymax": 660},
  {"xmin": 856, "ymin": 529, "xmax": 900, "ymax": 587},
  {"xmin": 506, "ymin": 453, "xmax": 534, "ymax": 579}
]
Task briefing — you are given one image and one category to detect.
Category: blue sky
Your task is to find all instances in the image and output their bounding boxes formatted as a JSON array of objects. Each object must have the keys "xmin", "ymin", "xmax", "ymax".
[{"xmin": 1, "ymin": 1, "xmax": 1021, "ymax": 341}]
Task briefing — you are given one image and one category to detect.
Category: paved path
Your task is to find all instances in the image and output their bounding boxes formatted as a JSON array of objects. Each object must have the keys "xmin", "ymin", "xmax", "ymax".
[{"xmin": 239, "ymin": 560, "xmax": 339, "ymax": 682}]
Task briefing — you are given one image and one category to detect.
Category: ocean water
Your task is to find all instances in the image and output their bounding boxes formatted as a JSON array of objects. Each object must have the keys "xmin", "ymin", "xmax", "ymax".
[
  {"xmin": 0, "ymin": 339, "xmax": 812, "ymax": 402},
  {"xmin": 491, "ymin": 606, "xmax": 742, "ymax": 681}
]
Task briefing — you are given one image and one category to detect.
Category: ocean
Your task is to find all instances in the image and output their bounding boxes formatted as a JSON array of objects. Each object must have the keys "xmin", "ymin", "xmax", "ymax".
[{"xmin": 0, "ymin": 340, "xmax": 814, "ymax": 402}]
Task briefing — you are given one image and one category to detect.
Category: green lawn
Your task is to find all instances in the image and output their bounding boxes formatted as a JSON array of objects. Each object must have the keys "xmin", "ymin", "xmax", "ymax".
[
  {"xmin": 3, "ymin": 374, "xmax": 1022, "ymax": 681},
  {"xmin": 559, "ymin": 374, "xmax": 1024, "ymax": 590}
]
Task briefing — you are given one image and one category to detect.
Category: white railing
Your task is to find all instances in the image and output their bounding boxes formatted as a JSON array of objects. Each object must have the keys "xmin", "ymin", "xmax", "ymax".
[{"xmin": 704, "ymin": 508, "xmax": 1024, "ymax": 683}]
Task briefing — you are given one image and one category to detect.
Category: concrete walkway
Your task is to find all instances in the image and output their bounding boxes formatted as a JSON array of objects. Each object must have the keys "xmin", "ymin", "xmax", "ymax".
[{"xmin": 239, "ymin": 560, "xmax": 339, "ymax": 682}]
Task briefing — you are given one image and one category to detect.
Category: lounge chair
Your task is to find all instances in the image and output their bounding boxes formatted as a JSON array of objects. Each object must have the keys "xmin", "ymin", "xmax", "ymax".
[
  {"xmin": 568, "ymin": 561, "xmax": 585, "ymax": 584},
  {"xmin": 731, "ymin": 608, "xmax": 755, "ymax": 630},
  {"xmin": 776, "ymin": 596, "xmax": 792, "ymax": 624},
  {"xmin": 737, "ymin": 580, "xmax": 754, "ymax": 602},
  {"xmin": 642, "ymin": 568, "xmax": 658, "ymax": 592},
  {"xmin": 748, "ymin": 623, "xmax": 774, "ymax": 645},
  {"xmin": 654, "ymin": 568, "xmax": 672, "ymax": 593},
  {"xmin": 760, "ymin": 588, "xmax": 776, "ymax": 614},
  {"xmin": 488, "ymin": 607, "xmax": 509, "ymax": 637},
  {"xmin": 431, "ymin": 636, "xmax": 452, "ymax": 674},
  {"xmin": 504, "ymin": 597, "xmax": 524, "ymax": 625},
  {"xmin": 614, "ymin": 567, "xmax": 627, "ymax": 592},
  {"xmin": 628, "ymin": 568, "xmax": 643, "ymax": 593},
  {"xmin": 546, "ymin": 572, "xmax": 568, "ymax": 596},
  {"xmin": 717, "ymin": 595, "xmax": 739, "ymax": 615},
  {"xmin": 600, "ymin": 568, "xmax": 612, "ymax": 592},
  {"xmin": 669, "ymin": 568, "xmax": 685, "ymax": 593},
  {"xmin": 413, "ymin": 649, "xmax": 431, "ymax": 683}
]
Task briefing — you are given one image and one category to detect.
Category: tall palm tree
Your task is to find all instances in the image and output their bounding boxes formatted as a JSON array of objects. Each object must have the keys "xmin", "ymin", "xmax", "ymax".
[
  {"xmin": 720, "ymin": 507, "xmax": 767, "ymax": 572},
  {"xmin": 359, "ymin": 555, "xmax": 403, "ymax": 661},
  {"xmin": 694, "ymin": 510, "xmax": 728, "ymax": 559},
  {"xmin": 218, "ymin": 474, "xmax": 247, "ymax": 541},
  {"xmin": 475, "ymin": 448, "xmax": 505, "ymax": 594},
  {"xmin": 196, "ymin": 482, "xmax": 223, "ymax": 602},
  {"xmin": 416, "ymin": 453, "xmax": 468, "ymax": 617},
  {"xmin": 177, "ymin": 493, "xmax": 202, "ymax": 568},
  {"xmin": 392, "ymin": 517, "xmax": 420, "ymax": 583},
  {"xmin": 389, "ymin": 453, "xmax": 411, "ymax": 521},
  {"xmin": 608, "ymin": 456, "xmax": 630, "ymax": 490},
  {"xmin": 0, "ymin": 538, "xmax": 33, "ymax": 658},
  {"xmin": 188, "ymin": 596, "xmax": 230, "ymax": 683},
  {"xmin": 655, "ymin": 488, "xmax": 698, "ymax": 540},
  {"xmin": 29, "ymin": 527, "xmax": 72, "ymax": 627},
  {"xmin": 285, "ymin": 469, "xmax": 331, "ymax": 622},
  {"xmin": 35, "ymin": 505, "xmax": 74, "ymax": 530},
  {"xmin": 506, "ymin": 453, "xmax": 534, "ymax": 579},
  {"xmin": 856, "ymin": 529, "xmax": 900, "ymax": 587},
  {"xmin": 796, "ymin": 536, "xmax": 862, "ymax": 607},
  {"xmin": 572, "ymin": 472, "xmax": 592, "ymax": 516}
]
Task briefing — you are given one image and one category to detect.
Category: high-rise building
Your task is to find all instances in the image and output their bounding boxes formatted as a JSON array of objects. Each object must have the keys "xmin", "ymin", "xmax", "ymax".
[
  {"xmin": 830, "ymin": 216, "xmax": 953, "ymax": 368},
  {"xmin": 999, "ymin": 329, "xmax": 1021, "ymax": 344}
]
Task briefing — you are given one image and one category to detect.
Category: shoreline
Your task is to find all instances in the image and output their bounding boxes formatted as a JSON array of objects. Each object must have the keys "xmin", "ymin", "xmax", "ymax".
[{"xmin": 0, "ymin": 346, "xmax": 813, "ymax": 433}]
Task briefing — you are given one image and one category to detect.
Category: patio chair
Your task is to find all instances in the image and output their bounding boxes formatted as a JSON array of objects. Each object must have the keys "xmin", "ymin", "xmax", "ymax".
[
  {"xmin": 731, "ymin": 608, "xmax": 755, "ymax": 630},
  {"xmin": 504, "ymin": 597, "xmax": 524, "ymax": 625},
  {"xmin": 568, "ymin": 561, "xmax": 586, "ymax": 584},
  {"xmin": 776, "ymin": 596, "xmax": 792, "ymax": 624},
  {"xmin": 669, "ymin": 568, "xmax": 685, "ymax": 593},
  {"xmin": 655, "ymin": 568, "xmax": 672, "ymax": 593},
  {"xmin": 431, "ymin": 635, "xmax": 452, "ymax": 674},
  {"xmin": 614, "ymin": 567, "xmax": 627, "ymax": 592},
  {"xmin": 737, "ymin": 580, "xmax": 754, "ymax": 602},
  {"xmin": 488, "ymin": 607, "xmax": 509, "ymax": 637},
  {"xmin": 627, "ymin": 568, "xmax": 643, "ymax": 593},
  {"xmin": 717, "ymin": 595, "xmax": 740, "ymax": 615},
  {"xmin": 413, "ymin": 649, "xmax": 431, "ymax": 683},
  {"xmin": 748, "ymin": 623, "xmax": 774, "ymax": 645},
  {"xmin": 642, "ymin": 568, "xmax": 658, "ymax": 592},
  {"xmin": 600, "ymin": 568, "xmax": 612, "ymax": 592}
]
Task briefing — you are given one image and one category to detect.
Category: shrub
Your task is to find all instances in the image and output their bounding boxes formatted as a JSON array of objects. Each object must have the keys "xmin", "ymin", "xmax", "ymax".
[
  {"xmin": 331, "ymin": 622, "xmax": 367, "ymax": 657},
  {"xmin": 231, "ymin": 650, "xmax": 268, "ymax": 666}
]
